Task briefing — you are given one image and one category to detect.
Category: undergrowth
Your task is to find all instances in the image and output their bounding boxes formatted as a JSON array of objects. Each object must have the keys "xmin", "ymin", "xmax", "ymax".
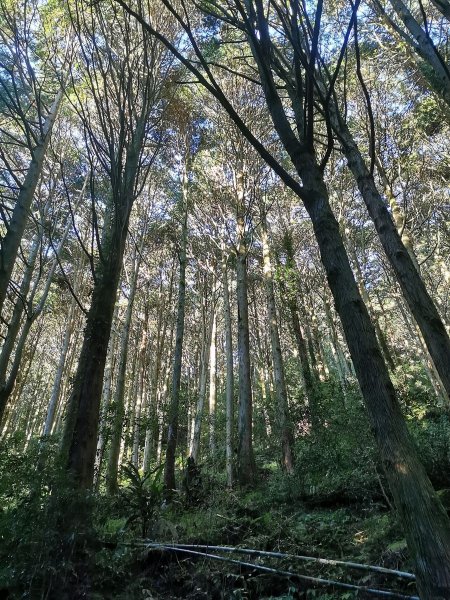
[{"xmin": 1, "ymin": 375, "xmax": 449, "ymax": 598}]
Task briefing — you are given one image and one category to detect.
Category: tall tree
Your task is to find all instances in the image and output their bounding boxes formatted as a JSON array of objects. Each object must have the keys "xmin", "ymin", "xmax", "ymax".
[
  {"xmin": 61, "ymin": 1, "xmax": 167, "ymax": 488},
  {"xmin": 116, "ymin": 0, "xmax": 450, "ymax": 594},
  {"xmin": 0, "ymin": 0, "xmax": 71, "ymax": 315},
  {"xmin": 164, "ymin": 145, "xmax": 190, "ymax": 494},
  {"xmin": 260, "ymin": 213, "xmax": 294, "ymax": 473}
]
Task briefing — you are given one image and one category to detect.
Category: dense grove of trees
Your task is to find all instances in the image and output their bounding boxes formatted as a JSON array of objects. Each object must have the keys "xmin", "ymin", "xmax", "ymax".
[{"xmin": 1, "ymin": 0, "xmax": 450, "ymax": 597}]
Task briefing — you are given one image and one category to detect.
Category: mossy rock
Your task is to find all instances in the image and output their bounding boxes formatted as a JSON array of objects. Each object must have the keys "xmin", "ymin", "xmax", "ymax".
[{"xmin": 387, "ymin": 539, "xmax": 407, "ymax": 554}]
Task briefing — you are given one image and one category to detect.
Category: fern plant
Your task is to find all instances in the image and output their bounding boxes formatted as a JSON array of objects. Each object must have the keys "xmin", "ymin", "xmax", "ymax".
[{"xmin": 121, "ymin": 463, "xmax": 164, "ymax": 538}]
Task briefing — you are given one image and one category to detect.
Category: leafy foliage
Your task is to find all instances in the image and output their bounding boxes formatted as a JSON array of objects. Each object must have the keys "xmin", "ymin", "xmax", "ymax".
[{"xmin": 120, "ymin": 462, "xmax": 164, "ymax": 538}]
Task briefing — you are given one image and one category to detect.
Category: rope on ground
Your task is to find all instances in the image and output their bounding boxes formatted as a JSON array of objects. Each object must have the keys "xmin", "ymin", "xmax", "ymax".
[
  {"xmin": 158, "ymin": 543, "xmax": 415, "ymax": 580},
  {"xmin": 141, "ymin": 542, "xmax": 419, "ymax": 600}
]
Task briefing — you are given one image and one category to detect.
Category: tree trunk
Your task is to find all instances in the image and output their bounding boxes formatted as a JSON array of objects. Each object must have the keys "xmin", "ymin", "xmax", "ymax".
[
  {"xmin": 190, "ymin": 292, "xmax": 214, "ymax": 463},
  {"xmin": 261, "ymin": 217, "xmax": 294, "ymax": 473},
  {"xmin": 0, "ymin": 242, "xmax": 65, "ymax": 423},
  {"xmin": 61, "ymin": 220, "xmax": 129, "ymax": 488},
  {"xmin": 349, "ymin": 244, "xmax": 396, "ymax": 371},
  {"xmin": 0, "ymin": 90, "xmax": 63, "ymax": 315},
  {"xmin": 227, "ymin": 16, "xmax": 450, "ymax": 573},
  {"xmin": 0, "ymin": 229, "xmax": 43, "ymax": 401},
  {"xmin": 93, "ymin": 320, "xmax": 118, "ymax": 489},
  {"xmin": 43, "ymin": 296, "xmax": 77, "ymax": 436},
  {"xmin": 235, "ymin": 169, "xmax": 256, "ymax": 485},
  {"xmin": 279, "ymin": 230, "xmax": 318, "ymax": 408},
  {"xmin": 333, "ymin": 107, "xmax": 450, "ymax": 399},
  {"xmin": 164, "ymin": 158, "xmax": 189, "ymax": 495},
  {"xmin": 143, "ymin": 268, "xmax": 174, "ymax": 473},
  {"xmin": 299, "ymin": 152, "xmax": 450, "ymax": 599},
  {"xmin": 106, "ymin": 251, "xmax": 140, "ymax": 494},
  {"xmin": 222, "ymin": 251, "xmax": 234, "ymax": 488},
  {"xmin": 208, "ymin": 295, "xmax": 217, "ymax": 456},
  {"xmin": 386, "ymin": 0, "xmax": 450, "ymax": 106},
  {"xmin": 132, "ymin": 305, "xmax": 150, "ymax": 467}
]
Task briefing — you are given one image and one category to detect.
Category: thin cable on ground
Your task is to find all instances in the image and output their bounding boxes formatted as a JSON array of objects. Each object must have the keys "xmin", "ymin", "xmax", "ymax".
[
  {"xmin": 158, "ymin": 543, "xmax": 415, "ymax": 580},
  {"xmin": 143, "ymin": 543, "xmax": 419, "ymax": 600}
]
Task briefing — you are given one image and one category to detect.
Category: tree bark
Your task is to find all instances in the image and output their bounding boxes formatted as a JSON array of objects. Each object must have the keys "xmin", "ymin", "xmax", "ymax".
[
  {"xmin": 164, "ymin": 157, "xmax": 189, "ymax": 495},
  {"xmin": 300, "ymin": 152, "xmax": 450, "ymax": 599},
  {"xmin": 222, "ymin": 251, "xmax": 234, "ymax": 488},
  {"xmin": 261, "ymin": 216, "xmax": 294, "ymax": 473},
  {"xmin": 61, "ymin": 225, "xmax": 128, "ymax": 488},
  {"xmin": 332, "ymin": 100, "xmax": 450, "ymax": 398},
  {"xmin": 106, "ymin": 250, "xmax": 140, "ymax": 495},
  {"xmin": 43, "ymin": 296, "xmax": 77, "ymax": 436},
  {"xmin": 235, "ymin": 168, "xmax": 256, "ymax": 485},
  {"xmin": 0, "ymin": 90, "xmax": 63, "ymax": 315},
  {"xmin": 208, "ymin": 293, "xmax": 217, "ymax": 456},
  {"xmin": 93, "ymin": 318, "xmax": 118, "ymax": 489},
  {"xmin": 189, "ymin": 290, "xmax": 214, "ymax": 463}
]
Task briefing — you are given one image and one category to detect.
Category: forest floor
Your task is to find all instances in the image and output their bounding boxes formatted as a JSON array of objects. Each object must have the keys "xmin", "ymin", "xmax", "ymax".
[
  {"xmin": 5, "ymin": 396, "xmax": 449, "ymax": 600},
  {"xmin": 92, "ymin": 468, "xmax": 418, "ymax": 600}
]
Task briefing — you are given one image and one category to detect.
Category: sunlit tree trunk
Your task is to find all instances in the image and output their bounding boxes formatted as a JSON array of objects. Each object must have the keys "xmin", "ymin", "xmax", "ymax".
[
  {"xmin": 43, "ymin": 296, "xmax": 77, "ymax": 436},
  {"xmin": 0, "ymin": 90, "xmax": 63, "ymax": 316}
]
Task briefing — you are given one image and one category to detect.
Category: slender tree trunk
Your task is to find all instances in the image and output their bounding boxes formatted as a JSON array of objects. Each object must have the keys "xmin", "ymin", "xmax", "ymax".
[
  {"xmin": 208, "ymin": 296, "xmax": 217, "ymax": 456},
  {"xmin": 120, "ymin": 331, "xmax": 140, "ymax": 465},
  {"xmin": 332, "ymin": 108, "xmax": 450, "ymax": 398},
  {"xmin": 132, "ymin": 319, "xmax": 150, "ymax": 467},
  {"xmin": 323, "ymin": 300, "xmax": 350, "ymax": 395},
  {"xmin": 0, "ymin": 229, "xmax": 43, "ymax": 397},
  {"xmin": 261, "ymin": 217, "xmax": 294, "ymax": 473},
  {"xmin": 164, "ymin": 158, "xmax": 189, "ymax": 494},
  {"xmin": 190, "ymin": 293, "xmax": 214, "ymax": 463},
  {"xmin": 279, "ymin": 230, "xmax": 318, "ymax": 403},
  {"xmin": 235, "ymin": 169, "xmax": 256, "ymax": 485},
  {"xmin": 349, "ymin": 245, "xmax": 396, "ymax": 371},
  {"xmin": 43, "ymin": 296, "xmax": 77, "ymax": 436},
  {"xmin": 53, "ymin": 308, "xmax": 85, "ymax": 435},
  {"xmin": 299, "ymin": 152, "xmax": 450, "ymax": 598},
  {"xmin": 143, "ymin": 268, "xmax": 174, "ymax": 473},
  {"xmin": 222, "ymin": 252, "xmax": 234, "ymax": 488},
  {"xmin": 0, "ymin": 247, "xmax": 63, "ymax": 422},
  {"xmin": 106, "ymin": 251, "xmax": 140, "ymax": 494},
  {"xmin": 382, "ymin": 0, "xmax": 450, "ymax": 106},
  {"xmin": 1, "ymin": 318, "xmax": 43, "ymax": 436},
  {"xmin": 0, "ymin": 90, "xmax": 63, "ymax": 315}
]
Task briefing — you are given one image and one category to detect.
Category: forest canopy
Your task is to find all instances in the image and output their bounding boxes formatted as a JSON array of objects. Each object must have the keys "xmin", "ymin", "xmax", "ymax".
[{"xmin": 0, "ymin": 0, "xmax": 450, "ymax": 598}]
